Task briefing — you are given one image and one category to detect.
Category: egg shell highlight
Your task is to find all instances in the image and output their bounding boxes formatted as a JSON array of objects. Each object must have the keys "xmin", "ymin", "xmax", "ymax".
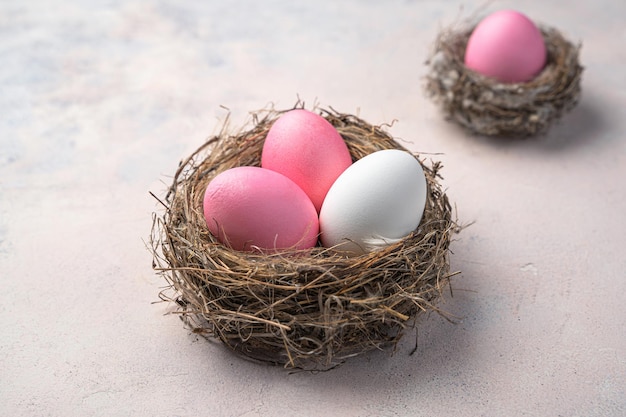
[
  {"xmin": 464, "ymin": 9, "xmax": 547, "ymax": 83},
  {"xmin": 203, "ymin": 166, "xmax": 319, "ymax": 252},
  {"xmin": 261, "ymin": 109, "xmax": 353, "ymax": 212},
  {"xmin": 319, "ymin": 149, "xmax": 427, "ymax": 256}
]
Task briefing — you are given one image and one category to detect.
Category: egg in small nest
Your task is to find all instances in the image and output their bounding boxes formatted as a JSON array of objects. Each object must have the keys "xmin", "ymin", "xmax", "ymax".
[{"xmin": 425, "ymin": 9, "xmax": 583, "ymax": 137}]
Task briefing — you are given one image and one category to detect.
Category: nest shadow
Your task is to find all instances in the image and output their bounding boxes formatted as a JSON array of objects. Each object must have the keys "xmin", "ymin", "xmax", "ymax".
[
  {"xmin": 537, "ymin": 93, "xmax": 607, "ymax": 151},
  {"xmin": 438, "ymin": 91, "xmax": 606, "ymax": 153}
]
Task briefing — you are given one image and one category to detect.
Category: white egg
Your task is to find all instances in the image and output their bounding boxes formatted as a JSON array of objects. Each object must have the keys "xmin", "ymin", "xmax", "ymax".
[{"xmin": 319, "ymin": 149, "xmax": 428, "ymax": 256}]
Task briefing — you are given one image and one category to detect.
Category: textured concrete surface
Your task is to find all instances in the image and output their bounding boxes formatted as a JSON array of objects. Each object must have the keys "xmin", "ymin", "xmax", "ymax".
[{"xmin": 1, "ymin": 1, "xmax": 625, "ymax": 416}]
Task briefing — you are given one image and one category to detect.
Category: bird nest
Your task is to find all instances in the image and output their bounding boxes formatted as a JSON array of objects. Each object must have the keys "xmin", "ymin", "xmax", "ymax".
[
  {"xmin": 425, "ymin": 20, "xmax": 583, "ymax": 137},
  {"xmin": 150, "ymin": 105, "xmax": 459, "ymax": 370}
]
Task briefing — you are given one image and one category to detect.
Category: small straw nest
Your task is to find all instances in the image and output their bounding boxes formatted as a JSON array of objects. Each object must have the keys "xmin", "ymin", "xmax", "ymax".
[
  {"xmin": 425, "ymin": 19, "xmax": 583, "ymax": 137},
  {"xmin": 150, "ymin": 105, "xmax": 458, "ymax": 370}
]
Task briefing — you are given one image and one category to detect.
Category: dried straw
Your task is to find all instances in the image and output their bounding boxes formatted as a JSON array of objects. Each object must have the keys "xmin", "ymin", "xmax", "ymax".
[
  {"xmin": 150, "ymin": 105, "xmax": 458, "ymax": 370},
  {"xmin": 425, "ymin": 21, "xmax": 583, "ymax": 137}
]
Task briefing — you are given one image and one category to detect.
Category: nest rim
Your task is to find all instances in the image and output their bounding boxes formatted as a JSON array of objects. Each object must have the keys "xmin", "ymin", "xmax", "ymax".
[{"xmin": 150, "ymin": 104, "xmax": 459, "ymax": 370}]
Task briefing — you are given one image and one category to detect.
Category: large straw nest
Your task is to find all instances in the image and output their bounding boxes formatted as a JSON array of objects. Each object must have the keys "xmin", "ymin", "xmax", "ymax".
[
  {"xmin": 150, "ymin": 105, "xmax": 458, "ymax": 370},
  {"xmin": 425, "ymin": 19, "xmax": 583, "ymax": 137}
]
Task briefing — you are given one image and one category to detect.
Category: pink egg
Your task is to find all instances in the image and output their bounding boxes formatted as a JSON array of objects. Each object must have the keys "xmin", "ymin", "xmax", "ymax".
[
  {"xmin": 202, "ymin": 166, "xmax": 319, "ymax": 252},
  {"xmin": 464, "ymin": 10, "xmax": 547, "ymax": 83},
  {"xmin": 261, "ymin": 109, "xmax": 353, "ymax": 212}
]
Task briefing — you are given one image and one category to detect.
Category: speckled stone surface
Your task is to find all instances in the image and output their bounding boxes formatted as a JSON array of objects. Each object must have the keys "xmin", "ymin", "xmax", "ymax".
[{"xmin": 1, "ymin": 1, "xmax": 625, "ymax": 416}]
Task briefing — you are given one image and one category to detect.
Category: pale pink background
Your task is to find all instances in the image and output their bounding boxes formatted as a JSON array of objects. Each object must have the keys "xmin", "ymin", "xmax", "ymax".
[{"xmin": 1, "ymin": 1, "xmax": 624, "ymax": 416}]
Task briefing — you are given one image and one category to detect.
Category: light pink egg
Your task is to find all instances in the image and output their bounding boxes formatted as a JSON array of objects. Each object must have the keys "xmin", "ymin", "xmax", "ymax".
[
  {"xmin": 464, "ymin": 10, "xmax": 547, "ymax": 83},
  {"xmin": 202, "ymin": 166, "xmax": 319, "ymax": 252},
  {"xmin": 261, "ymin": 109, "xmax": 353, "ymax": 212}
]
